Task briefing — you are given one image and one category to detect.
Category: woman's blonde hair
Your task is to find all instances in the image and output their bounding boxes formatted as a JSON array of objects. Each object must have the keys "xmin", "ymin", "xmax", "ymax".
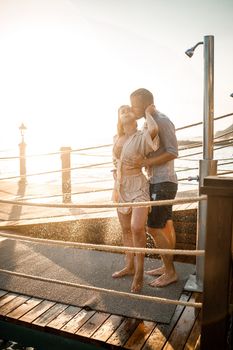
[{"xmin": 117, "ymin": 105, "xmax": 129, "ymax": 137}]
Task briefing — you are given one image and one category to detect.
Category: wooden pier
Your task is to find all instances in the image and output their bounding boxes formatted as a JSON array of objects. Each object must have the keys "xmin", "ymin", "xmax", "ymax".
[{"xmin": 0, "ymin": 289, "xmax": 201, "ymax": 349}]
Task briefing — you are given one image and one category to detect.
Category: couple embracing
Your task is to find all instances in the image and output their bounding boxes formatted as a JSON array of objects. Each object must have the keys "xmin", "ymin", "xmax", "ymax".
[{"xmin": 112, "ymin": 88, "xmax": 178, "ymax": 293}]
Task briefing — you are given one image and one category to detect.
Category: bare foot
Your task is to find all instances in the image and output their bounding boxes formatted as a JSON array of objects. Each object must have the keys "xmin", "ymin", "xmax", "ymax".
[
  {"xmin": 149, "ymin": 272, "xmax": 178, "ymax": 288},
  {"xmin": 145, "ymin": 266, "xmax": 165, "ymax": 276},
  {"xmin": 131, "ymin": 274, "xmax": 143, "ymax": 293},
  {"xmin": 112, "ymin": 267, "xmax": 134, "ymax": 278}
]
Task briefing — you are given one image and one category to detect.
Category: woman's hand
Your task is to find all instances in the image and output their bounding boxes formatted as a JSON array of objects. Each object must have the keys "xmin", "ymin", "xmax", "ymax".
[{"xmin": 145, "ymin": 104, "xmax": 156, "ymax": 116}]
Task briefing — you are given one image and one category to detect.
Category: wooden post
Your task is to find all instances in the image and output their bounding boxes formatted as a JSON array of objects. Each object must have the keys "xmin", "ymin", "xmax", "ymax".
[
  {"xmin": 19, "ymin": 141, "xmax": 26, "ymax": 182},
  {"xmin": 200, "ymin": 176, "xmax": 233, "ymax": 350},
  {"xmin": 60, "ymin": 147, "xmax": 71, "ymax": 203}
]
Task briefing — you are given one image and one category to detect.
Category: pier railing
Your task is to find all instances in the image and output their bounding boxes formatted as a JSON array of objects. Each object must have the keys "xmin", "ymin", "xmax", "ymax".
[{"xmin": 0, "ymin": 112, "xmax": 232, "ymax": 203}]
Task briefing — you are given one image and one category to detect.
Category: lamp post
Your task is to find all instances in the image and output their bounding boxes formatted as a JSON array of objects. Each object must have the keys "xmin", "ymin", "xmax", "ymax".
[
  {"xmin": 19, "ymin": 123, "xmax": 27, "ymax": 182},
  {"xmin": 184, "ymin": 35, "xmax": 218, "ymax": 292}
]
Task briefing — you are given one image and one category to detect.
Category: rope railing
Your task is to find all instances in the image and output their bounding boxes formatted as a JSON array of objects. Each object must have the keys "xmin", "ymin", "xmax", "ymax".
[
  {"xmin": 0, "ymin": 228, "xmax": 204, "ymax": 309},
  {"xmin": 0, "ymin": 231, "xmax": 205, "ymax": 256},
  {"xmin": 0, "ymin": 195, "xmax": 206, "ymax": 209},
  {"xmin": 0, "ymin": 194, "xmax": 207, "ymax": 310},
  {"xmin": 0, "ymin": 268, "xmax": 202, "ymax": 308}
]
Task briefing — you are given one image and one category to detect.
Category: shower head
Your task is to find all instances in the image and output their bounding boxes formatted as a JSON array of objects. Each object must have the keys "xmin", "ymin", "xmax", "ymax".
[{"xmin": 185, "ymin": 41, "xmax": 204, "ymax": 58}]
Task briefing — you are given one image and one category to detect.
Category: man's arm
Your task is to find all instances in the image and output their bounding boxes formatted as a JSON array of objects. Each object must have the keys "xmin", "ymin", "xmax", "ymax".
[{"xmin": 143, "ymin": 152, "xmax": 177, "ymax": 167}]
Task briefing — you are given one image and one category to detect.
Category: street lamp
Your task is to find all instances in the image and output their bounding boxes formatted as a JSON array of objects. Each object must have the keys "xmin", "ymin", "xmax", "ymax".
[
  {"xmin": 19, "ymin": 123, "xmax": 27, "ymax": 143},
  {"xmin": 184, "ymin": 35, "xmax": 218, "ymax": 292},
  {"xmin": 19, "ymin": 123, "xmax": 27, "ymax": 182}
]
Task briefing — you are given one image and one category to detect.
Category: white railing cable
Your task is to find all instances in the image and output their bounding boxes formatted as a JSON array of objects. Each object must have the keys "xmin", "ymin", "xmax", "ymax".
[{"xmin": 176, "ymin": 112, "xmax": 233, "ymax": 132}]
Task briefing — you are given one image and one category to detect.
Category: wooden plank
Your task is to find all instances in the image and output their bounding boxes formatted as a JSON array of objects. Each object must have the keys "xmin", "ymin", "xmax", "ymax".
[
  {"xmin": 162, "ymin": 293, "xmax": 199, "ymax": 350},
  {"xmin": 76, "ymin": 311, "xmax": 110, "ymax": 338},
  {"xmin": 91, "ymin": 314, "xmax": 125, "ymax": 342},
  {"xmin": 142, "ymin": 293, "xmax": 190, "ymax": 350},
  {"xmin": 124, "ymin": 320, "xmax": 156, "ymax": 349},
  {"xmin": 184, "ymin": 312, "xmax": 201, "ymax": 350},
  {"xmin": 33, "ymin": 303, "xmax": 68, "ymax": 327},
  {"xmin": 0, "ymin": 292, "xmax": 18, "ymax": 308},
  {"xmin": 19, "ymin": 300, "xmax": 55, "ymax": 323},
  {"xmin": 6, "ymin": 297, "xmax": 42, "ymax": 319},
  {"xmin": 47, "ymin": 305, "xmax": 81, "ymax": 330},
  {"xmin": 61, "ymin": 308, "xmax": 95, "ymax": 334},
  {"xmin": 107, "ymin": 317, "xmax": 141, "ymax": 347},
  {"xmin": 0, "ymin": 294, "xmax": 30, "ymax": 316}
]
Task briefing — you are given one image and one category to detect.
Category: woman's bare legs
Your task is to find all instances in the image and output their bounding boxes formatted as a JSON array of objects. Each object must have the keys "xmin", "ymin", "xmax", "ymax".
[
  {"xmin": 130, "ymin": 206, "xmax": 148, "ymax": 293},
  {"xmin": 112, "ymin": 210, "xmax": 135, "ymax": 278}
]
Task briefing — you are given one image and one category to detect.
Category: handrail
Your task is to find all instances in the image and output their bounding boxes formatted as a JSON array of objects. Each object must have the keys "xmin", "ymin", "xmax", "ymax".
[
  {"xmin": 0, "ymin": 139, "xmax": 231, "ymax": 182},
  {"xmin": 0, "ymin": 195, "xmax": 206, "ymax": 209},
  {"xmin": 176, "ymin": 112, "xmax": 233, "ymax": 131}
]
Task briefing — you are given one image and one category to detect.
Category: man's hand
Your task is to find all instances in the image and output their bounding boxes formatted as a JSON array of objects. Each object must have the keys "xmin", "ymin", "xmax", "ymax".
[{"xmin": 123, "ymin": 155, "xmax": 148, "ymax": 169}]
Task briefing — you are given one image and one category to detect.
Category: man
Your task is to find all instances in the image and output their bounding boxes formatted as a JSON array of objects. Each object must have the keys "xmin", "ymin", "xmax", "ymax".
[{"xmin": 130, "ymin": 88, "xmax": 178, "ymax": 287}]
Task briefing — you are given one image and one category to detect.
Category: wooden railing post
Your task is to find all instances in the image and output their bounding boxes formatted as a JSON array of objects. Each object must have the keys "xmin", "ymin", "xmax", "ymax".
[
  {"xmin": 200, "ymin": 176, "xmax": 233, "ymax": 350},
  {"xmin": 60, "ymin": 147, "xmax": 71, "ymax": 203},
  {"xmin": 19, "ymin": 141, "xmax": 26, "ymax": 182}
]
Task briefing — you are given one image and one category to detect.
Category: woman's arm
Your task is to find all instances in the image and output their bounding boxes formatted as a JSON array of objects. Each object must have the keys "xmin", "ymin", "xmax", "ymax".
[{"xmin": 145, "ymin": 104, "xmax": 158, "ymax": 139}]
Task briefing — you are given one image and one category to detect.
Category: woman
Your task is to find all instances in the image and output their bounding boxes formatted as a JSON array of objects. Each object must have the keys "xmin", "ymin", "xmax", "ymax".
[{"xmin": 112, "ymin": 104, "xmax": 159, "ymax": 293}]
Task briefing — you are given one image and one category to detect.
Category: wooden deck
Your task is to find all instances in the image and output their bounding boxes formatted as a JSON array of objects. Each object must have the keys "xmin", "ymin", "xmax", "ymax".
[{"xmin": 0, "ymin": 289, "xmax": 201, "ymax": 350}]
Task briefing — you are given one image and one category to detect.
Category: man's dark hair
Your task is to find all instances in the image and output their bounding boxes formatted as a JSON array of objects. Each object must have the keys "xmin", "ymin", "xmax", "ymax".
[{"xmin": 130, "ymin": 88, "xmax": 154, "ymax": 104}]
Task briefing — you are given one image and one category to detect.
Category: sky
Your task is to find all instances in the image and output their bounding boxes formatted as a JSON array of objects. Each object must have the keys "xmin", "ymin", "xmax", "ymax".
[{"xmin": 0, "ymin": 0, "xmax": 233, "ymax": 152}]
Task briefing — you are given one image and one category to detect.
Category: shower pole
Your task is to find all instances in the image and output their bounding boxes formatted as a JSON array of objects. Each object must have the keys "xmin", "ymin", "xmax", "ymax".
[{"xmin": 185, "ymin": 35, "xmax": 217, "ymax": 292}]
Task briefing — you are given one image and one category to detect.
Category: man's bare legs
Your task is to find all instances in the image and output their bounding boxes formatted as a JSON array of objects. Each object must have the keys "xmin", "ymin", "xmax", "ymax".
[
  {"xmin": 112, "ymin": 207, "xmax": 148, "ymax": 293},
  {"xmin": 146, "ymin": 219, "xmax": 177, "ymax": 287},
  {"xmin": 112, "ymin": 211, "xmax": 134, "ymax": 278}
]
